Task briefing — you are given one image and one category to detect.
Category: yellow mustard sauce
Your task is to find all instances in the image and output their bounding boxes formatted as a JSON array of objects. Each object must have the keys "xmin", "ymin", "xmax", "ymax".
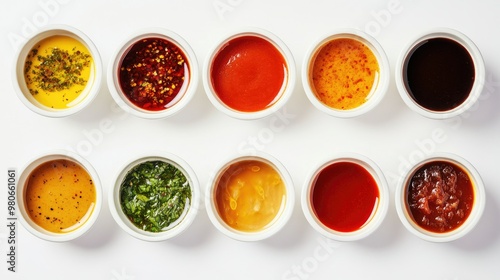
[
  {"xmin": 311, "ymin": 38, "xmax": 379, "ymax": 110},
  {"xmin": 215, "ymin": 160, "xmax": 286, "ymax": 232},
  {"xmin": 24, "ymin": 35, "xmax": 94, "ymax": 109},
  {"xmin": 25, "ymin": 159, "xmax": 96, "ymax": 233}
]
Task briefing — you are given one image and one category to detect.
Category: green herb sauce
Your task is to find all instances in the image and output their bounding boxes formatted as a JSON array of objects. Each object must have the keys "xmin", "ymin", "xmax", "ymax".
[{"xmin": 120, "ymin": 160, "xmax": 191, "ymax": 232}]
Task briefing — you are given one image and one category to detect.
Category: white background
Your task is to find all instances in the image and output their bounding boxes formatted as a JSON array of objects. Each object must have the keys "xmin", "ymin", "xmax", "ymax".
[{"xmin": 1, "ymin": 0, "xmax": 500, "ymax": 279}]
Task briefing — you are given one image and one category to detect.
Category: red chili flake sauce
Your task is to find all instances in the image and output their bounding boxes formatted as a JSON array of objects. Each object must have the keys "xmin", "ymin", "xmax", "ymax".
[
  {"xmin": 407, "ymin": 161, "xmax": 474, "ymax": 233},
  {"xmin": 210, "ymin": 35, "xmax": 287, "ymax": 112},
  {"xmin": 119, "ymin": 38, "xmax": 189, "ymax": 111},
  {"xmin": 311, "ymin": 162, "xmax": 379, "ymax": 232}
]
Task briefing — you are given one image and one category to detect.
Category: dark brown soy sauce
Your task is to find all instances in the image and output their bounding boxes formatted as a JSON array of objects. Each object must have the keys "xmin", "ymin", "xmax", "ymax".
[{"xmin": 404, "ymin": 38, "xmax": 475, "ymax": 111}]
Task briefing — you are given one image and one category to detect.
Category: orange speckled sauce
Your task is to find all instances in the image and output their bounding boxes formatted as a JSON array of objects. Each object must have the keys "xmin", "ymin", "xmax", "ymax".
[
  {"xmin": 25, "ymin": 159, "xmax": 96, "ymax": 233},
  {"xmin": 311, "ymin": 38, "xmax": 379, "ymax": 110},
  {"xmin": 215, "ymin": 160, "xmax": 286, "ymax": 232}
]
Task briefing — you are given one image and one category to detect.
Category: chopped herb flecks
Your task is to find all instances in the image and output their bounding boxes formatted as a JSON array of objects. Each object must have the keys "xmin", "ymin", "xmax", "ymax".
[
  {"xmin": 120, "ymin": 160, "xmax": 191, "ymax": 233},
  {"xmin": 25, "ymin": 45, "xmax": 91, "ymax": 94}
]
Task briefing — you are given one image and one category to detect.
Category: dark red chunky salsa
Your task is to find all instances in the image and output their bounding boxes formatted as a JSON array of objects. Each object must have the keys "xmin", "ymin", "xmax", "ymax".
[
  {"xmin": 119, "ymin": 37, "xmax": 189, "ymax": 111},
  {"xmin": 407, "ymin": 161, "xmax": 474, "ymax": 233}
]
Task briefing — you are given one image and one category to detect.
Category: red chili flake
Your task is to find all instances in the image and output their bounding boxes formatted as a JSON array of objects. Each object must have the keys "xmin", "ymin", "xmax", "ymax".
[{"xmin": 119, "ymin": 38, "xmax": 189, "ymax": 111}]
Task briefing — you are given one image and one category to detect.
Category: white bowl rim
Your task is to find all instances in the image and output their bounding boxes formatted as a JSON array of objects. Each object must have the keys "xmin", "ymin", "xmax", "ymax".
[
  {"xmin": 16, "ymin": 150, "xmax": 103, "ymax": 242},
  {"xmin": 202, "ymin": 27, "xmax": 296, "ymax": 120},
  {"xmin": 301, "ymin": 152, "xmax": 389, "ymax": 241},
  {"xmin": 205, "ymin": 151, "xmax": 295, "ymax": 241},
  {"xmin": 107, "ymin": 27, "xmax": 199, "ymax": 119},
  {"xmin": 301, "ymin": 28, "xmax": 390, "ymax": 118},
  {"xmin": 394, "ymin": 27, "xmax": 486, "ymax": 120},
  {"xmin": 108, "ymin": 151, "xmax": 200, "ymax": 241},
  {"xmin": 394, "ymin": 152, "xmax": 486, "ymax": 242},
  {"xmin": 12, "ymin": 24, "xmax": 103, "ymax": 118}
]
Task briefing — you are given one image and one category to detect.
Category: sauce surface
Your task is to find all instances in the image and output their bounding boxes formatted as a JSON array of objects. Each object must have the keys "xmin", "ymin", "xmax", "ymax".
[
  {"xmin": 25, "ymin": 159, "xmax": 96, "ymax": 233},
  {"xmin": 210, "ymin": 36, "xmax": 287, "ymax": 112},
  {"xmin": 407, "ymin": 161, "xmax": 474, "ymax": 233},
  {"xmin": 120, "ymin": 161, "xmax": 191, "ymax": 232},
  {"xmin": 404, "ymin": 38, "xmax": 475, "ymax": 111},
  {"xmin": 215, "ymin": 160, "xmax": 286, "ymax": 232},
  {"xmin": 311, "ymin": 38, "xmax": 379, "ymax": 110},
  {"xmin": 24, "ymin": 35, "xmax": 93, "ymax": 109},
  {"xmin": 312, "ymin": 162, "xmax": 379, "ymax": 232},
  {"xmin": 119, "ymin": 38, "xmax": 189, "ymax": 111}
]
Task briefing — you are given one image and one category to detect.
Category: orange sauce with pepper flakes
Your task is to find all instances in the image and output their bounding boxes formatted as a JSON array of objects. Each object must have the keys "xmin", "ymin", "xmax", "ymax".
[
  {"xmin": 311, "ymin": 38, "xmax": 379, "ymax": 110},
  {"xmin": 25, "ymin": 159, "xmax": 96, "ymax": 233}
]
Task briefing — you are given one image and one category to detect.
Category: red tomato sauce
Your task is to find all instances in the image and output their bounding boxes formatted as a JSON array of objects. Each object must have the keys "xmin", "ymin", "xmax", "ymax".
[
  {"xmin": 210, "ymin": 35, "xmax": 287, "ymax": 112},
  {"xmin": 312, "ymin": 162, "xmax": 379, "ymax": 232}
]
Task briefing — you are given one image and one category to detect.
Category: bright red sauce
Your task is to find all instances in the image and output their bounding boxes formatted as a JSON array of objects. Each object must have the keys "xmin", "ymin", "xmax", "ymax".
[
  {"xmin": 210, "ymin": 35, "xmax": 287, "ymax": 112},
  {"xmin": 312, "ymin": 162, "xmax": 379, "ymax": 232}
]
